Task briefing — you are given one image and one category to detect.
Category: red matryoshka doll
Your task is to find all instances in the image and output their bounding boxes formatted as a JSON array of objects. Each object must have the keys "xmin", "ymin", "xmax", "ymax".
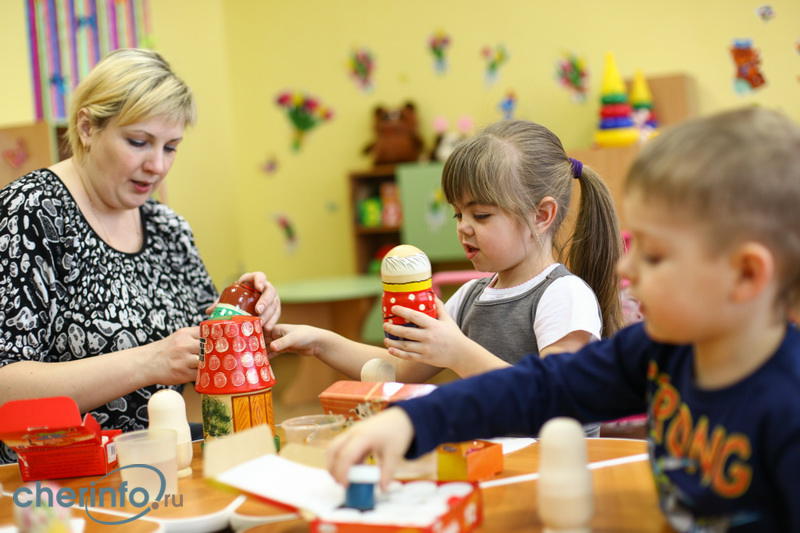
[
  {"xmin": 381, "ymin": 244, "xmax": 437, "ymax": 340},
  {"xmin": 209, "ymin": 281, "xmax": 260, "ymax": 320},
  {"xmin": 195, "ymin": 315, "xmax": 280, "ymax": 450}
]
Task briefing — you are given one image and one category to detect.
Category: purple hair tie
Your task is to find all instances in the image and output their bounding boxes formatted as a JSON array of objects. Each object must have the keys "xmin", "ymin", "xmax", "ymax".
[{"xmin": 569, "ymin": 157, "xmax": 583, "ymax": 179}]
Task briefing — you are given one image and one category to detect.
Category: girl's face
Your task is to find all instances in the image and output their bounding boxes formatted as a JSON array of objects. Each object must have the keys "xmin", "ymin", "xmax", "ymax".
[
  {"xmin": 452, "ymin": 194, "xmax": 538, "ymax": 287},
  {"xmin": 617, "ymin": 192, "xmax": 738, "ymax": 344},
  {"xmin": 82, "ymin": 114, "xmax": 184, "ymax": 210}
]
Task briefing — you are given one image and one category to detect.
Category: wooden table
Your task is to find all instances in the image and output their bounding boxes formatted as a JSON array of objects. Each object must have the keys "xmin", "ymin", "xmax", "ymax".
[{"xmin": 1, "ymin": 438, "xmax": 670, "ymax": 532}]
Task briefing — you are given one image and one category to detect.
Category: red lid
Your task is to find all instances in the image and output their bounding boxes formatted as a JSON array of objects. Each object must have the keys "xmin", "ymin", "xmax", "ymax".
[{"xmin": 195, "ymin": 315, "xmax": 276, "ymax": 395}]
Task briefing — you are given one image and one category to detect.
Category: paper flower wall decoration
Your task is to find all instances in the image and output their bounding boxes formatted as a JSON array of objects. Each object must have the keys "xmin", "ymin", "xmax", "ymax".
[
  {"xmin": 498, "ymin": 91, "xmax": 517, "ymax": 120},
  {"xmin": 261, "ymin": 155, "xmax": 278, "ymax": 175},
  {"xmin": 275, "ymin": 91, "xmax": 334, "ymax": 151},
  {"xmin": 349, "ymin": 48, "xmax": 375, "ymax": 91},
  {"xmin": 482, "ymin": 44, "xmax": 508, "ymax": 85},
  {"xmin": 755, "ymin": 5, "xmax": 775, "ymax": 22},
  {"xmin": 275, "ymin": 214, "xmax": 298, "ymax": 253},
  {"xmin": 730, "ymin": 39, "xmax": 766, "ymax": 93},
  {"xmin": 555, "ymin": 52, "xmax": 589, "ymax": 103},
  {"xmin": 429, "ymin": 31, "xmax": 451, "ymax": 74}
]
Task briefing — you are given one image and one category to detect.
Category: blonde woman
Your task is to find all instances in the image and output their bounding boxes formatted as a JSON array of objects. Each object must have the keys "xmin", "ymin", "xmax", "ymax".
[{"xmin": 0, "ymin": 49, "xmax": 280, "ymax": 463}]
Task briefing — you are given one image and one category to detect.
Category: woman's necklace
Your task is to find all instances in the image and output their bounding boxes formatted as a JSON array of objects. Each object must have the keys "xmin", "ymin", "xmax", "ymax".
[{"xmin": 75, "ymin": 163, "xmax": 141, "ymax": 249}]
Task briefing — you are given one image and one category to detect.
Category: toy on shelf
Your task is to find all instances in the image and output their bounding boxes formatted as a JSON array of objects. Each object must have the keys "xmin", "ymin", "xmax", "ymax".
[
  {"xmin": 380, "ymin": 181, "xmax": 402, "ymax": 227},
  {"xmin": 430, "ymin": 116, "xmax": 473, "ymax": 162},
  {"xmin": 380, "ymin": 244, "xmax": 437, "ymax": 340},
  {"xmin": 363, "ymin": 102, "xmax": 424, "ymax": 166},
  {"xmin": 629, "ymin": 69, "xmax": 659, "ymax": 142},
  {"xmin": 593, "ymin": 53, "xmax": 639, "ymax": 148},
  {"xmin": 368, "ymin": 243, "xmax": 398, "ymax": 275},
  {"xmin": 358, "ymin": 196, "xmax": 383, "ymax": 228},
  {"xmin": 195, "ymin": 315, "xmax": 279, "ymax": 451},
  {"xmin": 730, "ymin": 39, "xmax": 766, "ymax": 94}
]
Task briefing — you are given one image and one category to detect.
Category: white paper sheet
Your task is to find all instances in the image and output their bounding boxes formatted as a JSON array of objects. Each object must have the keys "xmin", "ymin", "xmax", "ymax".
[
  {"xmin": 486, "ymin": 437, "xmax": 536, "ymax": 454},
  {"xmin": 215, "ymin": 454, "xmax": 345, "ymax": 517}
]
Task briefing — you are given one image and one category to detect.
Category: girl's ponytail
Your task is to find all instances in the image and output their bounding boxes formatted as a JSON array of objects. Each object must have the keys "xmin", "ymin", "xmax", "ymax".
[{"xmin": 565, "ymin": 165, "xmax": 624, "ymax": 337}]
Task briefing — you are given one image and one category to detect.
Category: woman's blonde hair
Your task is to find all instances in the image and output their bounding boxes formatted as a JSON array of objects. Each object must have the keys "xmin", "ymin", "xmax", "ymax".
[
  {"xmin": 67, "ymin": 48, "xmax": 195, "ymax": 160},
  {"xmin": 442, "ymin": 120, "xmax": 624, "ymax": 337},
  {"xmin": 626, "ymin": 106, "xmax": 800, "ymax": 311}
]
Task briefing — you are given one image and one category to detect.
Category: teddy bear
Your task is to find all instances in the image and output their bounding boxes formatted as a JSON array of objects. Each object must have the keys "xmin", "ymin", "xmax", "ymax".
[{"xmin": 363, "ymin": 102, "xmax": 424, "ymax": 165}]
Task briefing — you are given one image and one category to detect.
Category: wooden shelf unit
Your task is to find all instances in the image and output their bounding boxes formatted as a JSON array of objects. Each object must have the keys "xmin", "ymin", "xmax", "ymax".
[{"xmin": 349, "ymin": 164, "xmax": 402, "ymax": 273}]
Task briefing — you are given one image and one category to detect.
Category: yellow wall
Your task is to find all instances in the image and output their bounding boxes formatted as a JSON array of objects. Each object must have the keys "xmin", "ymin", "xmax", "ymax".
[
  {"xmin": 2, "ymin": 0, "xmax": 799, "ymax": 287},
  {"xmin": 0, "ymin": 1, "xmax": 34, "ymax": 125}
]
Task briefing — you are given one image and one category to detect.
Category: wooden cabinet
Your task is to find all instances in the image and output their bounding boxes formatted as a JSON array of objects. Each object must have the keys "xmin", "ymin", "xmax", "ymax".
[
  {"xmin": 349, "ymin": 162, "xmax": 469, "ymax": 273},
  {"xmin": 349, "ymin": 164, "xmax": 402, "ymax": 274}
]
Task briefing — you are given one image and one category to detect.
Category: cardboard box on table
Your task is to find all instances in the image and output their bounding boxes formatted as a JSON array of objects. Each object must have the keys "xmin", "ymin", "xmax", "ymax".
[
  {"xmin": 0, "ymin": 396, "xmax": 120, "ymax": 481},
  {"xmin": 319, "ymin": 380, "xmax": 437, "ymax": 420}
]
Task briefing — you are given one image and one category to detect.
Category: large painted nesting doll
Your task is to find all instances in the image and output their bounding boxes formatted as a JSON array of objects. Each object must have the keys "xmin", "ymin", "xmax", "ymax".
[
  {"xmin": 381, "ymin": 244, "xmax": 438, "ymax": 340},
  {"xmin": 195, "ymin": 315, "xmax": 279, "ymax": 450}
]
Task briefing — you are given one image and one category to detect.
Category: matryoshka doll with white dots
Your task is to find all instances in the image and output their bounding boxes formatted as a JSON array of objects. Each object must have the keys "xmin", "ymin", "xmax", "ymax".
[
  {"xmin": 195, "ymin": 315, "xmax": 279, "ymax": 450},
  {"xmin": 381, "ymin": 244, "xmax": 438, "ymax": 340}
]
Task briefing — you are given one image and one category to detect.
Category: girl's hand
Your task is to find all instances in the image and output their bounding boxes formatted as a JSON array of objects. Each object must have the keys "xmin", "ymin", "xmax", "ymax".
[
  {"xmin": 268, "ymin": 324, "xmax": 322, "ymax": 358},
  {"xmin": 383, "ymin": 297, "xmax": 468, "ymax": 370},
  {"xmin": 147, "ymin": 327, "xmax": 201, "ymax": 385},
  {"xmin": 326, "ymin": 407, "xmax": 414, "ymax": 490}
]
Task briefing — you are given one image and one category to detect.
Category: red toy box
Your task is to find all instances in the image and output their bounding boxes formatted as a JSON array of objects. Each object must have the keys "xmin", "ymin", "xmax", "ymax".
[
  {"xmin": 310, "ymin": 481, "xmax": 483, "ymax": 533},
  {"xmin": 0, "ymin": 396, "xmax": 121, "ymax": 481},
  {"xmin": 319, "ymin": 381, "xmax": 436, "ymax": 421}
]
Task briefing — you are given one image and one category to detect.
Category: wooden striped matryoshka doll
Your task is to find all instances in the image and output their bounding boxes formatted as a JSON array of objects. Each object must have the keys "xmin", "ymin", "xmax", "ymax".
[{"xmin": 195, "ymin": 315, "xmax": 280, "ymax": 450}]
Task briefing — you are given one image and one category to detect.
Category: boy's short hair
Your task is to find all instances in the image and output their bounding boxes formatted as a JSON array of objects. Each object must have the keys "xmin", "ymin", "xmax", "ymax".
[
  {"xmin": 626, "ymin": 107, "xmax": 800, "ymax": 309},
  {"xmin": 67, "ymin": 48, "xmax": 195, "ymax": 160}
]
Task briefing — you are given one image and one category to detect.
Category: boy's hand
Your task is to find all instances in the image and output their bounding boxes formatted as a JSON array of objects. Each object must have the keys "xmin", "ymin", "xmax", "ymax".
[
  {"xmin": 383, "ymin": 297, "xmax": 468, "ymax": 370},
  {"xmin": 326, "ymin": 407, "xmax": 414, "ymax": 490}
]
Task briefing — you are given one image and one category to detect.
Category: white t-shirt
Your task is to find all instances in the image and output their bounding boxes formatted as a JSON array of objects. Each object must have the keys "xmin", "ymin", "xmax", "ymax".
[{"xmin": 444, "ymin": 263, "xmax": 602, "ymax": 350}]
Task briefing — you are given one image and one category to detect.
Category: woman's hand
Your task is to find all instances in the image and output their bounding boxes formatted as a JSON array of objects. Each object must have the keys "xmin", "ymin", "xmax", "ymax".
[
  {"xmin": 326, "ymin": 407, "xmax": 414, "ymax": 490},
  {"xmin": 146, "ymin": 326, "xmax": 201, "ymax": 385},
  {"xmin": 205, "ymin": 271, "xmax": 281, "ymax": 335},
  {"xmin": 383, "ymin": 297, "xmax": 469, "ymax": 370},
  {"xmin": 237, "ymin": 271, "xmax": 281, "ymax": 332}
]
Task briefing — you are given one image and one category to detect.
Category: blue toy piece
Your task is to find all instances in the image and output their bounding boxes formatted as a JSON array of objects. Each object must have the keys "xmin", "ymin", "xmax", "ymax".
[{"xmin": 345, "ymin": 465, "xmax": 380, "ymax": 511}]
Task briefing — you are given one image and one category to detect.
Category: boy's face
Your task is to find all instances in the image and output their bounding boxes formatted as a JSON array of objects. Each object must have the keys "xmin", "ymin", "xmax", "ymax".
[{"xmin": 617, "ymin": 192, "xmax": 739, "ymax": 345}]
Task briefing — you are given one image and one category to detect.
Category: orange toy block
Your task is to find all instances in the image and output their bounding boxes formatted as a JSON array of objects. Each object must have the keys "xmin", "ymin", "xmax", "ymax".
[{"xmin": 437, "ymin": 440, "xmax": 504, "ymax": 482}]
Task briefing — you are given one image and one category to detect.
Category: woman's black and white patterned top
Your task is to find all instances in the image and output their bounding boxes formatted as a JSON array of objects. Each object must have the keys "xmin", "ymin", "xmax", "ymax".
[{"xmin": 0, "ymin": 169, "xmax": 217, "ymax": 464}]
